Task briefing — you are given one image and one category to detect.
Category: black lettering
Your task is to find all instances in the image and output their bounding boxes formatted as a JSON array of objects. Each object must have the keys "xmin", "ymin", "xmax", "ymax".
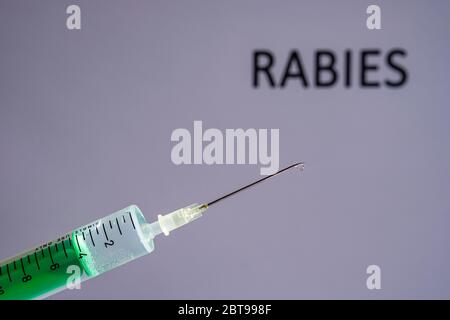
[
  {"xmin": 344, "ymin": 49, "xmax": 352, "ymax": 87},
  {"xmin": 315, "ymin": 50, "xmax": 337, "ymax": 87},
  {"xmin": 385, "ymin": 49, "xmax": 408, "ymax": 87},
  {"xmin": 280, "ymin": 50, "xmax": 309, "ymax": 88},
  {"xmin": 253, "ymin": 50, "xmax": 275, "ymax": 88},
  {"xmin": 360, "ymin": 49, "xmax": 380, "ymax": 87}
]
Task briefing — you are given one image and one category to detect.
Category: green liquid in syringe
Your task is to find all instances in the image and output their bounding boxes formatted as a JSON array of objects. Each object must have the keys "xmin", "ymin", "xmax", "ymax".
[
  {"xmin": 0, "ymin": 205, "xmax": 157, "ymax": 300},
  {"xmin": 0, "ymin": 236, "xmax": 84, "ymax": 300}
]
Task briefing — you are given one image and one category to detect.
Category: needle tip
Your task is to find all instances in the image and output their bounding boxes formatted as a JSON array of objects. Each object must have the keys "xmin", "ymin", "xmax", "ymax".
[
  {"xmin": 294, "ymin": 162, "xmax": 305, "ymax": 171},
  {"xmin": 206, "ymin": 161, "xmax": 305, "ymax": 207}
]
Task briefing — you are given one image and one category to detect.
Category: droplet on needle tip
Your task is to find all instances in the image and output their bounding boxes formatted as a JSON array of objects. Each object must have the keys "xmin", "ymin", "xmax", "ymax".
[{"xmin": 295, "ymin": 162, "xmax": 305, "ymax": 171}]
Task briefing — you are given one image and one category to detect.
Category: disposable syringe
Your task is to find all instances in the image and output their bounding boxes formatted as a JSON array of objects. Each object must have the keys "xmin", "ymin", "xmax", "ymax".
[{"xmin": 0, "ymin": 163, "xmax": 304, "ymax": 300}]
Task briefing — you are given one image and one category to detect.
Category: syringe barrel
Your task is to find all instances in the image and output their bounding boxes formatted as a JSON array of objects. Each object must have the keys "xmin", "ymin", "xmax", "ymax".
[{"xmin": 0, "ymin": 205, "xmax": 154, "ymax": 300}]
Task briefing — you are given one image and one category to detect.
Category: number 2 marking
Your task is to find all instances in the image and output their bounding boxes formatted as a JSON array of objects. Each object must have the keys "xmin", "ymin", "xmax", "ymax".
[{"xmin": 104, "ymin": 239, "xmax": 115, "ymax": 248}]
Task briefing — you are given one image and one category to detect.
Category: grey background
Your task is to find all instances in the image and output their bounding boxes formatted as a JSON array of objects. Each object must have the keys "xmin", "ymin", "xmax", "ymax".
[{"xmin": 1, "ymin": 0, "xmax": 449, "ymax": 299}]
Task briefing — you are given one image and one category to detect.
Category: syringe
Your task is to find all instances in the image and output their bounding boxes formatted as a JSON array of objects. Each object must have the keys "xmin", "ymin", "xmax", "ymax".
[{"xmin": 0, "ymin": 163, "xmax": 304, "ymax": 300}]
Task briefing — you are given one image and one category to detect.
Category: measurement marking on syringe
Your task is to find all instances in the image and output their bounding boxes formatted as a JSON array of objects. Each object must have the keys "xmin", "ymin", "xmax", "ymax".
[
  {"xmin": 75, "ymin": 235, "xmax": 81, "ymax": 251},
  {"xmin": 128, "ymin": 212, "xmax": 136, "ymax": 229},
  {"xmin": 102, "ymin": 224, "xmax": 109, "ymax": 241},
  {"xmin": 20, "ymin": 258, "xmax": 26, "ymax": 276},
  {"xmin": 54, "ymin": 243, "xmax": 58, "ymax": 252},
  {"xmin": 109, "ymin": 220, "xmax": 113, "ymax": 229},
  {"xmin": 48, "ymin": 247, "xmax": 54, "ymax": 264},
  {"xmin": 62, "ymin": 240, "xmax": 68, "ymax": 258},
  {"xmin": 0, "ymin": 265, "xmax": 2, "ymax": 276},
  {"xmin": 89, "ymin": 229, "xmax": 95, "ymax": 247},
  {"xmin": 34, "ymin": 252, "xmax": 40, "ymax": 270},
  {"xmin": 6, "ymin": 264, "xmax": 11, "ymax": 282},
  {"xmin": 96, "ymin": 225, "xmax": 99, "ymax": 235},
  {"xmin": 27, "ymin": 254, "xmax": 31, "ymax": 264},
  {"xmin": 13, "ymin": 260, "xmax": 16, "ymax": 270},
  {"xmin": 116, "ymin": 218, "xmax": 122, "ymax": 235},
  {"xmin": 123, "ymin": 215, "xmax": 126, "ymax": 223},
  {"xmin": 82, "ymin": 232, "xmax": 85, "ymax": 241},
  {"xmin": 41, "ymin": 249, "xmax": 45, "ymax": 258}
]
